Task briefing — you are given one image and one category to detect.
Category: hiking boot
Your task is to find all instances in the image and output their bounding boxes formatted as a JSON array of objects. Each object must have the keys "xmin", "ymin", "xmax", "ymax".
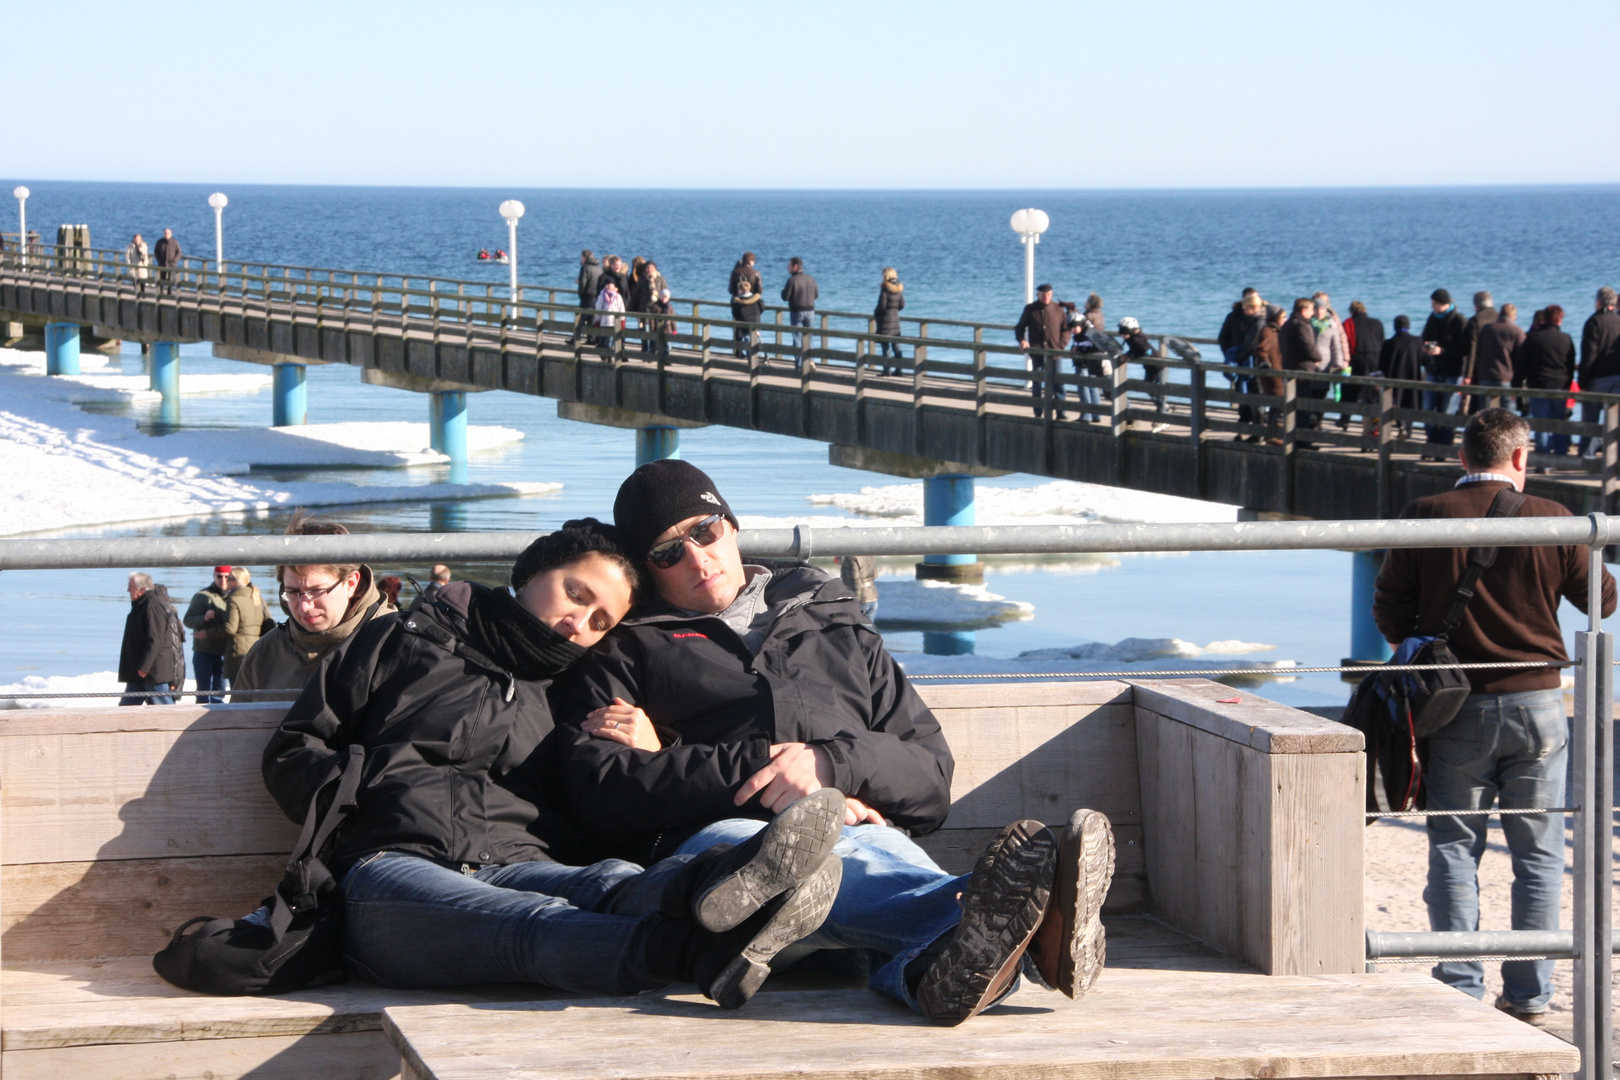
[
  {"xmin": 915, "ymin": 820, "xmax": 1057, "ymax": 1026},
  {"xmin": 1026, "ymin": 809, "xmax": 1115, "ymax": 998},
  {"xmin": 1493, "ymin": 995, "xmax": 1551, "ymax": 1028},
  {"xmin": 698, "ymin": 857, "xmax": 843, "ymax": 1008},
  {"xmin": 664, "ymin": 788, "xmax": 843, "ymax": 932}
]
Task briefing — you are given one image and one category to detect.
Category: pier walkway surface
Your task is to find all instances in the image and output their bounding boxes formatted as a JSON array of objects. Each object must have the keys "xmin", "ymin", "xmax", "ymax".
[{"xmin": 3, "ymin": 247, "xmax": 1618, "ymax": 522}]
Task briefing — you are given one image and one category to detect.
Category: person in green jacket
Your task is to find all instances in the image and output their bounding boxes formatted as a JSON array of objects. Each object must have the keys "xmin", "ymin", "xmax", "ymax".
[{"xmin": 182, "ymin": 567, "xmax": 233, "ymax": 702}]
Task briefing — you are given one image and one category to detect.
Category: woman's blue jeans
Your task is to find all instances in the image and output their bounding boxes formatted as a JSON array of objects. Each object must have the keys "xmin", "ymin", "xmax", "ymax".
[
  {"xmin": 1422, "ymin": 688, "xmax": 1567, "ymax": 1010},
  {"xmin": 339, "ymin": 851, "xmax": 689, "ymax": 995},
  {"xmin": 675, "ymin": 819, "xmax": 969, "ymax": 1013}
]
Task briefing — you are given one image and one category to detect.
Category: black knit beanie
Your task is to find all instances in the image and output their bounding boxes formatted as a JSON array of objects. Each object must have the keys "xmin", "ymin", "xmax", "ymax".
[
  {"xmin": 613, "ymin": 460, "xmax": 739, "ymax": 561},
  {"xmin": 1431, "ymin": 288, "xmax": 1452, "ymax": 305}
]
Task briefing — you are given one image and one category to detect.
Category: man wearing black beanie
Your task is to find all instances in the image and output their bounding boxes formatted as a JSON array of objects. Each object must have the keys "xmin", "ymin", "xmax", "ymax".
[{"xmin": 557, "ymin": 459, "xmax": 1116, "ymax": 1025}]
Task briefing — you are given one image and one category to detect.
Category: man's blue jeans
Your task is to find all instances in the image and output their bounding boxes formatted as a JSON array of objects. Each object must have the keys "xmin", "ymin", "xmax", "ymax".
[
  {"xmin": 193, "ymin": 650, "xmax": 226, "ymax": 704},
  {"xmin": 1579, "ymin": 374, "xmax": 1620, "ymax": 455},
  {"xmin": 675, "ymin": 819, "xmax": 969, "ymax": 1013},
  {"xmin": 1424, "ymin": 376, "xmax": 1463, "ymax": 445},
  {"xmin": 119, "ymin": 679, "xmax": 173, "ymax": 706},
  {"xmin": 339, "ymin": 851, "xmax": 690, "ymax": 995},
  {"xmin": 1527, "ymin": 396, "xmax": 1570, "ymax": 456},
  {"xmin": 1423, "ymin": 688, "xmax": 1567, "ymax": 1011},
  {"xmin": 789, "ymin": 309, "xmax": 814, "ymax": 362}
]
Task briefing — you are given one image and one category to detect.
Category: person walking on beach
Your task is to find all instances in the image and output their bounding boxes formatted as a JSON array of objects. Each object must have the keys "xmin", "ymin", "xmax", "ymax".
[
  {"xmin": 873, "ymin": 267, "xmax": 906, "ymax": 376},
  {"xmin": 1373, "ymin": 407, "xmax": 1615, "ymax": 1028},
  {"xmin": 1577, "ymin": 286, "xmax": 1620, "ymax": 458},
  {"xmin": 1280, "ymin": 298, "xmax": 1323, "ymax": 447},
  {"xmin": 232, "ymin": 510, "xmax": 397, "ymax": 700},
  {"xmin": 1379, "ymin": 314, "xmax": 1426, "ymax": 442},
  {"xmin": 124, "ymin": 233, "xmax": 151, "ymax": 294},
  {"xmin": 571, "ymin": 250, "xmax": 603, "ymax": 344},
  {"xmin": 1016, "ymin": 284, "xmax": 1071, "ymax": 419},
  {"xmin": 1473, "ymin": 303, "xmax": 1523, "ymax": 409},
  {"xmin": 183, "ymin": 567, "xmax": 234, "ymax": 703},
  {"xmin": 781, "ymin": 257, "xmax": 818, "ymax": 368},
  {"xmin": 1421, "ymin": 288, "xmax": 1470, "ymax": 458},
  {"xmin": 119, "ymin": 573, "xmax": 182, "ymax": 706},
  {"xmin": 153, "ymin": 228, "xmax": 182, "ymax": 293},
  {"xmin": 222, "ymin": 566, "xmax": 269, "ymax": 684},
  {"xmin": 1515, "ymin": 306, "xmax": 1575, "ymax": 458}
]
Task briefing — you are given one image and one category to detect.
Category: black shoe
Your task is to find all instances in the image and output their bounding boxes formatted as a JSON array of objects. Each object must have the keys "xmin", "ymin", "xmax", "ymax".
[
  {"xmin": 665, "ymin": 788, "xmax": 843, "ymax": 932},
  {"xmin": 1026, "ymin": 809, "xmax": 1114, "ymax": 998},
  {"xmin": 915, "ymin": 820, "xmax": 1057, "ymax": 1025},
  {"xmin": 697, "ymin": 858, "xmax": 843, "ymax": 1008}
]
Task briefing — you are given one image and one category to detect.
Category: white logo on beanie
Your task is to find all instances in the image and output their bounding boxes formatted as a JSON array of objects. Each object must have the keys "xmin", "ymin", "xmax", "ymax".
[{"xmin": 701, "ymin": 492, "xmax": 721, "ymax": 506}]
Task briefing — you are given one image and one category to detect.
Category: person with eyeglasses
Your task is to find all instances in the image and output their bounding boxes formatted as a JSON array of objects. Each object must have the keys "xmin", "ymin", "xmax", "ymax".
[
  {"xmin": 182, "ymin": 566, "xmax": 236, "ymax": 703},
  {"xmin": 232, "ymin": 509, "xmax": 397, "ymax": 701},
  {"xmin": 555, "ymin": 460, "xmax": 1117, "ymax": 1025}
]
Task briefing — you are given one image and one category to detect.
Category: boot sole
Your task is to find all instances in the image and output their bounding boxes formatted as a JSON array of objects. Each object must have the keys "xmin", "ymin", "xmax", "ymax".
[
  {"xmin": 1066, "ymin": 809, "xmax": 1115, "ymax": 999},
  {"xmin": 916, "ymin": 820, "xmax": 1057, "ymax": 1026},
  {"xmin": 695, "ymin": 788, "xmax": 844, "ymax": 933},
  {"xmin": 707, "ymin": 857, "xmax": 842, "ymax": 1009}
]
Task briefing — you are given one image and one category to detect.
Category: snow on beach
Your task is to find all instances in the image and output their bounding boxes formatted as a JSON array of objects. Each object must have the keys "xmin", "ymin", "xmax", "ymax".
[
  {"xmin": 0, "ymin": 671, "xmax": 152, "ymax": 709},
  {"xmin": 808, "ymin": 479, "xmax": 1242, "ymax": 526},
  {"xmin": 0, "ymin": 347, "xmax": 552, "ymax": 537},
  {"xmin": 897, "ymin": 637, "xmax": 1298, "ymax": 683}
]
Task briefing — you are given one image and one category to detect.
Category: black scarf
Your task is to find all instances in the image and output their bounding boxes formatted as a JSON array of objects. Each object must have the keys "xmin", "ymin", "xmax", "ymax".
[{"xmin": 465, "ymin": 585, "xmax": 586, "ymax": 681}]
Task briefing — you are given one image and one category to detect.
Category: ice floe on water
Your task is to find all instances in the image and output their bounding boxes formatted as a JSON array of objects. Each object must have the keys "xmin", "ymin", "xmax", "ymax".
[
  {"xmin": 897, "ymin": 638, "xmax": 1300, "ymax": 686},
  {"xmin": 0, "ymin": 347, "xmax": 271, "ymax": 401},
  {"xmin": 871, "ymin": 579, "xmax": 1033, "ymax": 629},
  {"xmin": 0, "ymin": 347, "xmax": 550, "ymax": 537},
  {"xmin": 0, "ymin": 671, "xmax": 136, "ymax": 709}
]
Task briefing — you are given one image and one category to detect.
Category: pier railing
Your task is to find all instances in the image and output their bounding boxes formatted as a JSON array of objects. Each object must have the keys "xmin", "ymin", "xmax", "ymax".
[
  {"xmin": 0, "ymin": 516, "xmax": 1615, "ymax": 1076},
  {"xmin": 5, "ymin": 243, "xmax": 1618, "ymax": 517}
]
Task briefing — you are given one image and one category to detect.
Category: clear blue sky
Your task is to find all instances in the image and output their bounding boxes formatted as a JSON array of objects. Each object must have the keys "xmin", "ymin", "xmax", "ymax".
[{"xmin": 5, "ymin": 0, "xmax": 1614, "ymax": 189}]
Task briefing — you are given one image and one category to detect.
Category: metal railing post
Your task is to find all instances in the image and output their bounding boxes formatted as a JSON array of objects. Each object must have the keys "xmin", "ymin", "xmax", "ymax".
[{"xmin": 1573, "ymin": 517, "xmax": 1614, "ymax": 1080}]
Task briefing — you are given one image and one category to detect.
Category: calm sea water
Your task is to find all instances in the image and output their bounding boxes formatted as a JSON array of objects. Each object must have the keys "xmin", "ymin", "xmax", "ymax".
[{"xmin": 4, "ymin": 182, "xmax": 1619, "ymax": 704}]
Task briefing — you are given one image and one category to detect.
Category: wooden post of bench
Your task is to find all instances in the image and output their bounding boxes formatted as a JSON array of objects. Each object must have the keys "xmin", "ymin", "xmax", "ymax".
[{"xmin": 1189, "ymin": 364, "xmax": 1206, "ymax": 499}]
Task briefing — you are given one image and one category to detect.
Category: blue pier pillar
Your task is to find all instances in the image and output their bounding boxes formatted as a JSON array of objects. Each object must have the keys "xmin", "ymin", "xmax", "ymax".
[
  {"xmin": 1347, "ymin": 549, "xmax": 1393, "ymax": 665},
  {"xmin": 636, "ymin": 425, "xmax": 680, "ymax": 467},
  {"xmin": 430, "ymin": 391, "xmax": 468, "ymax": 468},
  {"xmin": 150, "ymin": 342, "xmax": 181, "ymax": 429},
  {"xmin": 924, "ymin": 630, "xmax": 978, "ymax": 656},
  {"xmin": 916, "ymin": 473, "xmax": 983, "ymax": 582},
  {"xmin": 272, "ymin": 363, "xmax": 307, "ymax": 426},
  {"xmin": 44, "ymin": 323, "xmax": 80, "ymax": 376}
]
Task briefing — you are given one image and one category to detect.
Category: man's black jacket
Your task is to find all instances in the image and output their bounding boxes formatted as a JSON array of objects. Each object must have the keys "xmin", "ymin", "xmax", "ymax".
[
  {"xmin": 1422, "ymin": 307, "xmax": 1469, "ymax": 378},
  {"xmin": 261, "ymin": 582, "xmax": 575, "ymax": 876},
  {"xmin": 119, "ymin": 591, "xmax": 183, "ymax": 685},
  {"xmin": 554, "ymin": 566, "xmax": 954, "ymax": 863}
]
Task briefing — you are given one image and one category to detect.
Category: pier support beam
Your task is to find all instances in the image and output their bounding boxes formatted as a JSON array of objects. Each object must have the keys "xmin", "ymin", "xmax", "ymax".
[
  {"xmin": 44, "ymin": 323, "xmax": 80, "ymax": 376},
  {"xmin": 149, "ymin": 342, "xmax": 181, "ymax": 428},
  {"xmin": 1345, "ymin": 549, "xmax": 1393, "ymax": 666},
  {"xmin": 430, "ymin": 391, "xmax": 467, "ymax": 464},
  {"xmin": 636, "ymin": 425, "xmax": 680, "ymax": 466},
  {"xmin": 917, "ymin": 474, "xmax": 982, "ymax": 583},
  {"xmin": 272, "ymin": 363, "xmax": 307, "ymax": 427}
]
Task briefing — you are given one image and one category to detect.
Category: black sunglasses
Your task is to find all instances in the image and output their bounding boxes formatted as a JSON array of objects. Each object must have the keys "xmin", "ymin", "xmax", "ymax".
[{"xmin": 646, "ymin": 514, "xmax": 725, "ymax": 569}]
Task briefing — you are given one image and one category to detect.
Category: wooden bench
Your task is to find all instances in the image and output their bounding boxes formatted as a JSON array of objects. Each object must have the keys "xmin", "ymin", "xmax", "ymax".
[{"xmin": 0, "ymin": 679, "xmax": 1578, "ymax": 1080}]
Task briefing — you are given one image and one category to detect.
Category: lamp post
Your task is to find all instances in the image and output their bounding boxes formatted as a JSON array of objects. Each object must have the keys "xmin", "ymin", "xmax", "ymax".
[
  {"xmin": 1009, "ymin": 208, "xmax": 1050, "ymax": 304},
  {"xmin": 498, "ymin": 199, "xmax": 524, "ymax": 302},
  {"xmin": 207, "ymin": 192, "xmax": 228, "ymax": 277},
  {"xmin": 13, "ymin": 186, "xmax": 29, "ymax": 268}
]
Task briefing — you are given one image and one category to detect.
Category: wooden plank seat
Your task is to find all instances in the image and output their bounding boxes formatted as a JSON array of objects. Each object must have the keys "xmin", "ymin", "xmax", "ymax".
[{"xmin": 0, "ymin": 680, "xmax": 1577, "ymax": 1080}]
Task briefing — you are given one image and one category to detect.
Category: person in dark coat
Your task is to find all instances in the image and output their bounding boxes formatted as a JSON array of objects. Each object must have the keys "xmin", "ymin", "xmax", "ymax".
[
  {"xmin": 730, "ymin": 274, "xmax": 764, "ymax": 359},
  {"xmin": 571, "ymin": 250, "xmax": 603, "ymax": 344},
  {"xmin": 1219, "ymin": 292, "xmax": 1267, "ymax": 434},
  {"xmin": 1515, "ymin": 305, "xmax": 1576, "ymax": 457},
  {"xmin": 728, "ymin": 252, "xmax": 762, "ymax": 302},
  {"xmin": 596, "ymin": 255, "xmax": 629, "ymax": 305},
  {"xmin": 1015, "ymin": 284, "xmax": 1072, "ymax": 418},
  {"xmin": 262, "ymin": 520, "xmax": 842, "ymax": 1007},
  {"xmin": 556, "ymin": 460, "xmax": 1117, "ymax": 1025},
  {"xmin": 1473, "ymin": 304, "xmax": 1525, "ymax": 408},
  {"xmin": 1421, "ymin": 288, "xmax": 1470, "ymax": 454},
  {"xmin": 873, "ymin": 267, "xmax": 906, "ymax": 376},
  {"xmin": 1577, "ymin": 286, "xmax": 1620, "ymax": 457},
  {"xmin": 153, "ymin": 228, "xmax": 182, "ymax": 293},
  {"xmin": 780, "ymin": 257, "xmax": 819, "ymax": 368},
  {"xmin": 1279, "ymin": 298, "xmax": 1323, "ymax": 442},
  {"xmin": 1380, "ymin": 314, "xmax": 1427, "ymax": 441},
  {"xmin": 1253, "ymin": 307, "xmax": 1286, "ymax": 441},
  {"xmin": 119, "ymin": 572, "xmax": 182, "ymax": 705}
]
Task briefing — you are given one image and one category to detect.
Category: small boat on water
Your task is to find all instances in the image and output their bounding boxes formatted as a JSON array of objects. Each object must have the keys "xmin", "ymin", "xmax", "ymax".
[{"xmin": 475, "ymin": 248, "xmax": 510, "ymax": 265}]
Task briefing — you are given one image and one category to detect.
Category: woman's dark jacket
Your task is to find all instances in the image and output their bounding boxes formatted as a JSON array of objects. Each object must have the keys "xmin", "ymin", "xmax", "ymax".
[
  {"xmin": 1348, "ymin": 313, "xmax": 1385, "ymax": 377},
  {"xmin": 555, "ymin": 566, "xmax": 954, "ymax": 864},
  {"xmin": 1217, "ymin": 305, "xmax": 1263, "ymax": 364},
  {"xmin": 731, "ymin": 294, "xmax": 763, "ymax": 323},
  {"xmin": 261, "ymin": 581, "xmax": 576, "ymax": 876},
  {"xmin": 1515, "ymin": 326, "xmax": 1576, "ymax": 391},
  {"xmin": 120, "ymin": 591, "xmax": 184, "ymax": 685},
  {"xmin": 1379, "ymin": 330, "xmax": 1427, "ymax": 410},
  {"xmin": 873, "ymin": 281, "xmax": 905, "ymax": 336}
]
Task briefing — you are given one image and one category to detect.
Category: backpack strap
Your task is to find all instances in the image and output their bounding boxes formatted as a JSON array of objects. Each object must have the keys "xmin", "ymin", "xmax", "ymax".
[
  {"xmin": 268, "ymin": 743, "xmax": 365, "ymax": 939},
  {"xmin": 1438, "ymin": 486, "xmax": 1528, "ymax": 636}
]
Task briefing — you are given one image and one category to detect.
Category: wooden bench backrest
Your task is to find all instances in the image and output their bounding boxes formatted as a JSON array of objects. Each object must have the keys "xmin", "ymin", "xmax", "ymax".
[{"xmin": 0, "ymin": 682, "xmax": 1142, "ymax": 964}]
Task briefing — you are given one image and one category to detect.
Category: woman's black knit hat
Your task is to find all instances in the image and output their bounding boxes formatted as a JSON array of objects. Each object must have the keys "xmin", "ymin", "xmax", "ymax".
[{"xmin": 612, "ymin": 460, "xmax": 738, "ymax": 561}]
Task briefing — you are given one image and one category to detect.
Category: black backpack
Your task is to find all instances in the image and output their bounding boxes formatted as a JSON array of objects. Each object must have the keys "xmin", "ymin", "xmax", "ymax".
[
  {"xmin": 153, "ymin": 744, "xmax": 365, "ymax": 995},
  {"xmin": 1343, "ymin": 486, "xmax": 1526, "ymax": 812}
]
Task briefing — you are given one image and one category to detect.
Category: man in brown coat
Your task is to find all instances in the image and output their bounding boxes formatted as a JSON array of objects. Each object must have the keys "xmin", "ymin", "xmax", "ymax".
[
  {"xmin": 1373, "ymin": 407, "xmax": 1615, "ymax": 1026},
  {"xmin": 1015, "ymin": 284, "xmax": 1072, "ymax": 419}
]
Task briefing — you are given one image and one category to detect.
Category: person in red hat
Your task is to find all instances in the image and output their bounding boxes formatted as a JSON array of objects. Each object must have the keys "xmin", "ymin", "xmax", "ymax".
[{"xmin": 182, "ymin": 566, "xmax": 235, "ymax": 702}]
